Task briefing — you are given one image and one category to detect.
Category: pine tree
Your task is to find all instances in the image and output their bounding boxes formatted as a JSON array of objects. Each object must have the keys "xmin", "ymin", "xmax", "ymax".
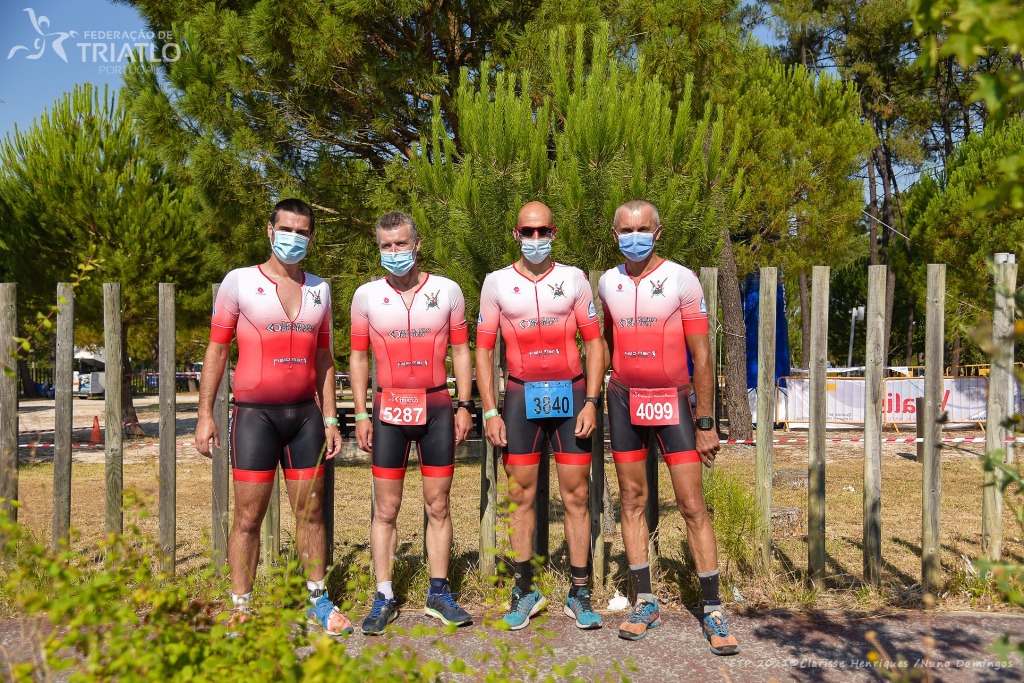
[{"xmin": 0, "ymin": 84, "xmax": 206, "ymax": 434}]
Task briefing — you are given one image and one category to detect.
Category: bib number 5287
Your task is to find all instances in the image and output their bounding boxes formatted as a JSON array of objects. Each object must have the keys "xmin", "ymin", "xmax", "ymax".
[
  {"xmin": 629, "ymin": 388, "xmax": 680, "ymax": 426},
  {"xmin": 379, "ymin": 388, "xmax": 427, "ymax": 426}
]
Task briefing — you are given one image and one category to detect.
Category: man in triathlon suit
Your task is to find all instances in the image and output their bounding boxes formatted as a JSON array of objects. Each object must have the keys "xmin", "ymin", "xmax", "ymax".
[
  {"xmin": 194, "ymin": 198, "xmax": 351, "ymax": 636},
  {"xmin": 350, "ymin": 211, "xmax": 474, "ymax": 635},
  {"xmin": 597, "ymin": 199, "xmax": 739, "ymax": 653},
  {"xmin": 476, "ymin": 201, "xmax": 606, "ymax": 631}
]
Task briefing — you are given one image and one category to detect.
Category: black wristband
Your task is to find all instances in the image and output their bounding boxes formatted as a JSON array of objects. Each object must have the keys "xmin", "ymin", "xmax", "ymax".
[
  {"xmin": 584, "ymin": 396, "xmax": 601, "ymax": 407},
  {"xmin": 457, "ymin": 400, "xmax": 475, "ymax": 411}
]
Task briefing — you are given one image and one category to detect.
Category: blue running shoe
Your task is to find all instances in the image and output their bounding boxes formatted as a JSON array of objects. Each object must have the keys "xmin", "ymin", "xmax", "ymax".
[
  {"xmin": 618, "ymin": 598, "xmax": 661, "ymax": 641},
  {"xmin": 702, "ymin": 610, "xmax": 740, "ymax": 655},
  {"xmin": 501, "ymin": 586, "xmax": 547, "ymax": 631},
  {"xmin": 563, "ymin": 588, "xmax": 603, "ymax": 630},
  {"xmin": 424, "ymin": 586, "xmax": 472, "ymax": 626},
  {"xmin": 361, "ymin": 592, "xmax": 399, "ymax": 635},
  {"xmin": 306, "ymin": 592, "xmax": 352, "ymax": 636}
]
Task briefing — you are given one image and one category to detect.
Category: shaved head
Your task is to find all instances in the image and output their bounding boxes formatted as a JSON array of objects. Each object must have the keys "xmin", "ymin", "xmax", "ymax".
[
  {"xmin": 517, "ymin": 201, "xmax": 553, "ymax": 228},
  {"xmin": 613, "ymin": 200, "xmax": 660, "ymax": 231}
]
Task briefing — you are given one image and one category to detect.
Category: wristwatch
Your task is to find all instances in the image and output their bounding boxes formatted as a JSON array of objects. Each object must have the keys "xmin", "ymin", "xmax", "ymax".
[
  {"xmin": 584, "ymin": 396, "xmax": 601, "ymax": 407},
  {"xmin": 695, "ymin": 416, "xmax": 715, "ymax": 431},
  {"xmin": 457, "ymin": 400, "xmax": 475, "ymax": 411}
]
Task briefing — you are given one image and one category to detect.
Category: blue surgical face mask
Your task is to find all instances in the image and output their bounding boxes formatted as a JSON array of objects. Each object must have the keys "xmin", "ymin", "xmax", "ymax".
[
  {"xmin": 381, "ymin": 249, "xmax": 416, "ymax": 276},
  {"xmin": 521, "ymin": 238, "xmax": 552, "ymax": 264},
  {"xmin": 271, "ymin": 230, "xmax": 309, "ymax": 264},
  {"xmin": 618, "ymin": 232, "xmax": 655, "ymax": 262}
]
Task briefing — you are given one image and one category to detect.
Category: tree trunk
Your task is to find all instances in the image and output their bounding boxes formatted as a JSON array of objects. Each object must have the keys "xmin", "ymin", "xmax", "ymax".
[
  {"xmin": 951, "ymin": 333, "xmax": 961, "ymax": 375},
  {"xmin": 904, "ymin": 292, "xmax": 915, "ymax": 366},
  {"xmin": 717, "ymin": 227, "xmax": 753, "ymax": 440},
  {"xmin": 18, "ymin": 358, "xmax": 39, "ymax": 398},
  {"xmin": 866, "ymin": 154, "xmax": 879, "ymax": 266},
  {"xmin": 122, "ymin": 323, "xmax": 145, "ymax": 437},
  {"xmin": 799, "ymin": 271, "xmax": 810, "ymax": 368}
]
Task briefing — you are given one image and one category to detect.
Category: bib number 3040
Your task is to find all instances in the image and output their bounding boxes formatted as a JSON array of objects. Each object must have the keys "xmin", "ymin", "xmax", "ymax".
[
  {"xmin": 380, "ymin": 388, "xmax": 427, "ymax": 426},
  {"xmin": 629, "ymin": 388, "xmax": 680, "ymax": 426},
  {"xmin": 525, "ymin": 380, "xmax": 573, "ymax": 419}
]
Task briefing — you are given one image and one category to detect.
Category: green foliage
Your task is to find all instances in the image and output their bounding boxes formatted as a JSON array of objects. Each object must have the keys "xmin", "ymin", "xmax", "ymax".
[
  {"xmin": 902, "ymin": 119, "xmax": 1024, "ymax": 339},
  {"xmin": 380, "ymin": 25, "xmax": 743, "ymax": 319},
  {"xmin": 0, "ymin": 83, "xmax": 207, "ymax": 363},
  {"xmin": 0, "ymin": 498, "xmax": 607, "ymax": 682}
]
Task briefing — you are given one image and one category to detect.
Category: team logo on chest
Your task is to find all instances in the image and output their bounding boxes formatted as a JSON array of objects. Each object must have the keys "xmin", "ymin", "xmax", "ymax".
[
  {"xmin": 548, "ymin": 281, "xmax": 565, "ymax": 298},
  {"xmin": 310, "ymin": 290, "xmax": 322, "ymax": 306},
  {"xmin": 425, "ymin": 290, "xmax": 440, "ymax": 309},
  {"xmin": 650, "ymin": 279, "xmax": 667, "ymax": 297}
]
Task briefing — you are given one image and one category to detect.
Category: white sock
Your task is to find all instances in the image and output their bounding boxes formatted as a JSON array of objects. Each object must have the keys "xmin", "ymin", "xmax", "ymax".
[
  {"xmin": 307, "ymin": 579, "xmax": 326, "ymax": 604},
  {"xmin": 377, "ymin": 581, "xmax": 394, "ymax": 600},
  {"xmin": 231, "ymin": 592, "xmax": 251, "ymax": 608}
]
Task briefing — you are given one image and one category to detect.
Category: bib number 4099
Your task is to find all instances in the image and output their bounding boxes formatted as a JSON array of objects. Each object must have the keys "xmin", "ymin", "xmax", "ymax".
[{"xmin": 629, "ymin": 387, "xmax": 680, "ymax": 426}]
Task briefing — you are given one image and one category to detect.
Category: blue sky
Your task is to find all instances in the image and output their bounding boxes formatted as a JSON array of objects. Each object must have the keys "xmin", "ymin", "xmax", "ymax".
[{"xmin": 0, "ymin": 0, "xmax": 157, "ymax": 138}]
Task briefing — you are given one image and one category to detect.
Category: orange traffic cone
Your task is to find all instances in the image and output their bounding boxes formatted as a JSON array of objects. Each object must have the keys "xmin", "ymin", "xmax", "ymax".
[{"xmin": 90, "ymin": 416, "xmax": 102, "ymax": 445}]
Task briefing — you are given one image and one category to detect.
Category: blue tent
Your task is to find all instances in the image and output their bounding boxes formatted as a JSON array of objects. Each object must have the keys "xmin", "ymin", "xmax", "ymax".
[{"xmin": 741, "ymin": 273, "xmax": 791, "ymax": 390}]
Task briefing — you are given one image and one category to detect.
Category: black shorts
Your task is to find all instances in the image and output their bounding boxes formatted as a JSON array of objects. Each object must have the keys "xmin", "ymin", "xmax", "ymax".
[
  {"xmin": 371, "ymin": 386, "xmax": 455, "ymax": 480},
  {"xmin": 607, "ymin": 381, "xmax": 699, "ymax": 466},
  {"xmin": 501, "ymin": 375, "xmax": 591, "ymax": 467},
  {"xmin": 230, "ymin": 399, "xmax": 326, "ymax": 482}
]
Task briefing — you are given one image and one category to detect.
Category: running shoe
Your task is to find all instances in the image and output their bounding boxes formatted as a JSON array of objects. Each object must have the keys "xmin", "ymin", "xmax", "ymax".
[
  {"xmin": 361, "ymin": 592, "xmax": 399, "ymax": 635},
  {"xmin": 424, "ymin": 586, "xmax": 472, "ymax": 626},
  {"xmin": 501, "ymin": 586, "xmax": 547, "ymax": 631},
  {"xmin": 702, "ymin": 610, "xmax": 740, "ymax": 655},
  {"xmin": 617, "ymin": 598, "xmax": 661, "ymax": 641},
  {"xmin": 563, "ymin": 588, "xmax": 603, "ymax": 630},
  {"xmin": 306, "ymin": 592, "xmax": 353, "ymax": 636}
]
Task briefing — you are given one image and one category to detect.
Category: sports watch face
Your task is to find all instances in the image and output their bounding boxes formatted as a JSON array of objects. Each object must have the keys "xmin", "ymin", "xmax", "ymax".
[{"xmin": 695, "ymin": 416, "xmax": 715, "ymax": 431}]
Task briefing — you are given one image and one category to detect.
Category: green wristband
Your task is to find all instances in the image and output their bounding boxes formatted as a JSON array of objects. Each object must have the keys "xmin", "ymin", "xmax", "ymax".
[
  {"xmin": 483, "ymin": 409, "xmax": 500, "ymax": 420},
  {"xmin": 323, "ymin": 417, "xmax": 339, "ymax": 427},
  {"xmin": 354, "ymin": 412, "xmax": 370, "ymax": 422}
]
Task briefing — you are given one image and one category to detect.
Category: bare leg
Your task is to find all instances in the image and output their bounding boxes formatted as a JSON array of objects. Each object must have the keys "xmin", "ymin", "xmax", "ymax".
[
  {"xmin": 285, "ymin": 475, "xmax": 327, "ymax": 580},
  {"xmin": 614, "ymin": 460, "xmax": 651, "ymax": 567},
  {"xmin": 228, "ymin": 480, "xmax": 274, "ymax": 595},
  {"xmin": 555, "ymin": 463, "xmax": 591, "ymax": 568},
  {"xmin": 504, "ymin": 464, "xmax": 539, "ymax": 562},
  {"xmin": 668, "ymin": 462, "xmax": 718, "ymax": 572},
  {"xmin": 370, "ymin": 477, "xmax": 405, "ymax": 583},
  {"xmin": 422, "ymin": 475, "xmax": 453, "ymax": 579}
]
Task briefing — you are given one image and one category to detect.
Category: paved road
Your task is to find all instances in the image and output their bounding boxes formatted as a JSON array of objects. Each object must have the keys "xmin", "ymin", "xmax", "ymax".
[{"xmin": 2, "ymin": 608, "xmax": 1021, "ymax": 681}]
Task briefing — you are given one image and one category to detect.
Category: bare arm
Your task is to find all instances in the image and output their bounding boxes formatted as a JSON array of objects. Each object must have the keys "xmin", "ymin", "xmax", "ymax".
[
  {"xmin": 451, "ymin": 342, "xmax": 473, "ymax": 445},
  {"xmin": 350, "ymin": 349, "xmax": 371, "ymax": 452},
  {"xmin": 315, "ymin": 347, "xmax": 341, "ymax": 459},
  {"xmin": 194, "ymin": 341, "xmax": 230, "ymax": 457},
  {"xmin": 686, "ymin": 332, "xmax": 720, "ymax": 465},
  {"xmin": 475, "ymin": 346, "xmax": 506, "ymax": 446},
  {"xmin": 575, "ymin": 336, "xmax": 608, "ymax": 437}
]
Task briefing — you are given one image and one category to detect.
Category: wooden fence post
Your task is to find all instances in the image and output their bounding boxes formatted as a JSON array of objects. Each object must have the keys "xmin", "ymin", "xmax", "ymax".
[
  {"xmin": 983, "ymin": 258, "xmax": 1017, "ymax": 560},
  {"xmin": 159, "ymin": 283, "xmax": 176, "ymax": 573},
  {"xmin": 533, "ymin": 442, "xmax": 550, "ymax": 560},
  {"xmin": 588, "ymin": 271, "xmax": 606, "ymax": 587},
  {"xmin": 699, "ymin": 267, "xmax": 720, "ymax": 450},
  {"xmin": 646, "ymin": 440, "xmax": 660, "ymax": 579},
  {"xmin": 863, "ymin": 265, "xmax": 886, "ymax": 585},
  {"xmin": 262, "ymin": 473, "xmax": 281, "ymax": 566},
  {"xmin": 922, "ymin": 264, "xmax": 945, "ymax": 595},
  {"xmin": 479, "ymin": 331, "xmax": 501, "ymax": 577},
  {"xmin": 211, "ymin": 283, "xmax": 231, "ymax": 567},
  {"xmin": 0, "ymin": 284, "xmax": 17, "ymax": 521},
  {"xmin": 103, "ymin": 284, "xmax": 123, "ymax": 535},
  {"xmin": 52, "ymin": 283, "xmax": 74, "ymax": 548},
  {"xmin": 755, "ymin": 268, "xmax": 777, "ymax": 567},
  {"xmin": 807, "ymin": 266, "xmax": 829, "ymax": 590}
]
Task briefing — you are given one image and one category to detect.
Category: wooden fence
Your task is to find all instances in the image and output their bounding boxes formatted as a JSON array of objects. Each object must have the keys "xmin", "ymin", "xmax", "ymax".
[{"xmin": 0, "ymin": 260, "xmax": 1018, "ymax": 590}]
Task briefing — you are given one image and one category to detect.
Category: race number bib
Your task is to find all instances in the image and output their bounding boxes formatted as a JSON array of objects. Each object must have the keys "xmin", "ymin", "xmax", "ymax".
[
  {"xmin": 629, "ymin": 388, "xmax": 680, "ymax": 426},
  {"xmin": 379, "ymin": 388, "xmax": 427, "ymax": 426},
  {"xmin": 525, "ymin": 380, "xmax": 573, "ymax": 419}
]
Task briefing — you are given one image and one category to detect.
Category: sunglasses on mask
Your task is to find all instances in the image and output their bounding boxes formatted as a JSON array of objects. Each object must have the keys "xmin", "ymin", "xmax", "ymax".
[{"xmin": 517, "ymin": 225, "xmax": 555, "ymax": 238}]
